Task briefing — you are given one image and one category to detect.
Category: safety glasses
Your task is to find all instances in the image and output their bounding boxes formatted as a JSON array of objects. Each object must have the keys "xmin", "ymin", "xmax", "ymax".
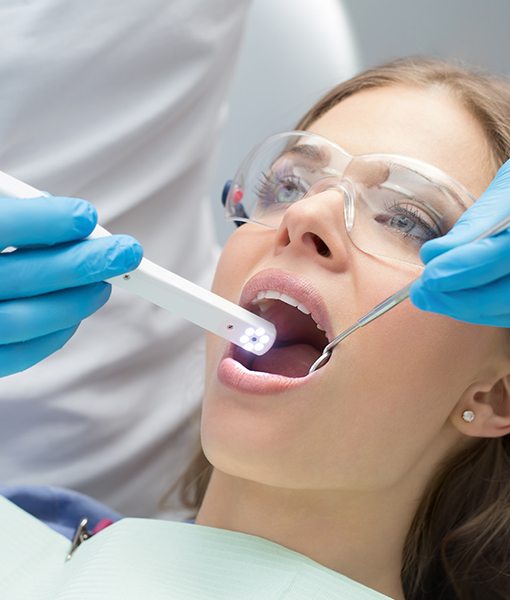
[{"xmin": 222, "ymin": 131, "xmax": 475, "ymax": 265}]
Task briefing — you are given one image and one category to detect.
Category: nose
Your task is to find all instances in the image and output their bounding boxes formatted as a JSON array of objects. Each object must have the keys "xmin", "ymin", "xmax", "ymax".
[{"xmin": 272, "ymin": 184, "xmax": 353, "ymax": 271}]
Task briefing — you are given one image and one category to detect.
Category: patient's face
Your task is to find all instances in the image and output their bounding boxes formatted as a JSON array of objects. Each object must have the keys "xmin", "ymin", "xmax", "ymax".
[{"xmin": 201, "ymin": 85, "xmax": 506, "ymax": 492}]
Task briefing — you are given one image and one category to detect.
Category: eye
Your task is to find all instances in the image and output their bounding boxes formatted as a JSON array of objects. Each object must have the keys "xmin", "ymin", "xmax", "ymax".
[
  {"xmin": 375, "ymin": 199, "xmax": 442, "ymax": 243},
  {"xmin": 255, "ymin": 171, "xmax": 309, "ymax": 206}
]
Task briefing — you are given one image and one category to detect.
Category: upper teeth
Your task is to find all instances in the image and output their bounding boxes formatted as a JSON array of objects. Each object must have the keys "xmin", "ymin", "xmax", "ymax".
[{"xmin": 251, "ymin": 290, "xmax": 325, "ymax": 331}]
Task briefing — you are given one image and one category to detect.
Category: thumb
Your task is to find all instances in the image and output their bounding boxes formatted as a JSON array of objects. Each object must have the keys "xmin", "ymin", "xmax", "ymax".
[{"xmin": 420, "ymin": 159, "xmax": 510, "ymax": 264}]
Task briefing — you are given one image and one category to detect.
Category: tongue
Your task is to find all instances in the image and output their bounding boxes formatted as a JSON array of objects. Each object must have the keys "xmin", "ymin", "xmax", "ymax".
[{"xmin": 250, "ymin": 343, "xmax": 320, "ymax": 378}]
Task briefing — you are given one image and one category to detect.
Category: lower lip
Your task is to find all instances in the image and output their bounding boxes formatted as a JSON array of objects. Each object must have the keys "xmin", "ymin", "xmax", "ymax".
[{"xmin": 217, "ymin": 344, "xmax": 321, "ymax": 395}]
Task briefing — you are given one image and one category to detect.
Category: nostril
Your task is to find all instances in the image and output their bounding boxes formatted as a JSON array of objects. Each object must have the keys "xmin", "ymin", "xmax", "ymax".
[{"xmin": 311, "ymin": 234, "xmax": 331, "ymax": 257}]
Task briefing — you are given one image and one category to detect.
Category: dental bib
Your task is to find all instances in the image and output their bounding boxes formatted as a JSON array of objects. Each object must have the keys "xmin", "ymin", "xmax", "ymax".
[{"xmin": 0, "ymin": 497, "xmax": 391, "ymax": 599}]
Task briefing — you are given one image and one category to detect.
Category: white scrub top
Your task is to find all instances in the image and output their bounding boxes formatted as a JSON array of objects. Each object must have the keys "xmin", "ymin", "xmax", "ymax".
[
  {"xmin": 0, "ymin": 0, "xmax": 358, "ymax": 519},
  {"xmin": 0, "ymin": 0, "xmax": 250, "ymax": 519}
]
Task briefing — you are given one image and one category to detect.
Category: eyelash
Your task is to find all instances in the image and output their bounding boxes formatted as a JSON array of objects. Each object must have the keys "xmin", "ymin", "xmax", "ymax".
[
  {"xmin": 254, "ymin": 171, "xmax": 306, "ymax": 203},
  {"xmin": 254, "ymin": 172, "xmax": 273, "ymax": 199}
]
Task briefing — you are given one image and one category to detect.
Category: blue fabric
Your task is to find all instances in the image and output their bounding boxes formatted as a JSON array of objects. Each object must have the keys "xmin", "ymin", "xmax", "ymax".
[
  {"xmin": 0, "ymin": 484, "xmax": 123, "ymax": 540},
  {"xmin": 0, "ymin": 485, "xmax": 196, "ymax": 540}
]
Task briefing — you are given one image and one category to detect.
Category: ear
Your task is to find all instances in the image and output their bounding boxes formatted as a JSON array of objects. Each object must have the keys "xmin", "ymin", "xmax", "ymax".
[{"xmin": 451, "ymin": 375, "xmax": 510, "ymax": 438}]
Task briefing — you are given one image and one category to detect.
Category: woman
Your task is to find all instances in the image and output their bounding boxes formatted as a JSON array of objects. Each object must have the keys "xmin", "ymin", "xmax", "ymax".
[
  {"xmin": 4, "ymin": 58, "xmax": 510, "ymax": 599},
  {"xmin": 171, "ymin": 57, "xmax": 510, "ymax": 599}
]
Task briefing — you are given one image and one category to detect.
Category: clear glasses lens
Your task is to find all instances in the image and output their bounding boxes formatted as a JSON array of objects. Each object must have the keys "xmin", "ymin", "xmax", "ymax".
[{"xmin": 224, "ymin": 132, "xmax": 473, "ymax": 265}]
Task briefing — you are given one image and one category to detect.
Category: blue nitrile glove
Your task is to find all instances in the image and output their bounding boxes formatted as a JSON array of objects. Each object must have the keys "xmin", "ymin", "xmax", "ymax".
[
  {"xmin": 0, "ymin": 195, "xmax": 143, "ymax": 377},
  {"xmin": 410, "ymin": 160, "xmax": 510, "ymax": 327}
]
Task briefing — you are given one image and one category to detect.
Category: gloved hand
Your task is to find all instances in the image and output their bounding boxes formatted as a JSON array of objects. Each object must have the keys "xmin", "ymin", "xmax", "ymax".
[
  {"xmin": 0, "ymin": 195, "xmax": 143, "ymax": 377},
  {"xmin": 410, "ymin": 159, "xmax": 510, "ymax": 327}
]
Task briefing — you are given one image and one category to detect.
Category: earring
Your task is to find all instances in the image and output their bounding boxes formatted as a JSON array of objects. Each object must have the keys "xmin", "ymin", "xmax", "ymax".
[{"xmin": 462, "ymin": 410, "xmax": 475, "ymax": 423}]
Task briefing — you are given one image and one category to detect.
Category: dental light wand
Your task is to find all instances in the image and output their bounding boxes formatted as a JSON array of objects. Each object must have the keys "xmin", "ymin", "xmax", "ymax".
[
  {"xmin": 0, "ymin": 171, "xmax": 276, "ymax": 356},
  {"xmin": 309, "ymin": 212, "xmax": 510, "ymax": 374}
]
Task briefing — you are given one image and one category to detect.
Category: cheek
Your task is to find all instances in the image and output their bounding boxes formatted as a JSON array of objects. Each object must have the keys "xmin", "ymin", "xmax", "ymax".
[
  {"xmin": 210, "ymin": 232, "xmax": 245, "ymax": 299},
  {"xmin": 308, "ymin": 281, "xmax": 493, "ymax": 489},
  {"xmin": 208, "ymin": 226, "xmax": 274, "ymax": 314},
  {"xmin": 347, "ymin": 258, "xmax": 488, "ymax": 404}
]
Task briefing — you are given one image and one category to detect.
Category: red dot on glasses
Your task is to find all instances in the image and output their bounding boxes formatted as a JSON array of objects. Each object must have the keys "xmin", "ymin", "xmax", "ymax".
[{"xmin": 233, "ymin": 189, "xmax": 244, "ymax": 204}]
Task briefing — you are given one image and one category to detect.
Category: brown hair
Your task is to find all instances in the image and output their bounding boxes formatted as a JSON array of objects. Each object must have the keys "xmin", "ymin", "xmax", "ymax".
[{"xmin": 161, "ymin": 57, "xmax": 510, "ymax": 599}]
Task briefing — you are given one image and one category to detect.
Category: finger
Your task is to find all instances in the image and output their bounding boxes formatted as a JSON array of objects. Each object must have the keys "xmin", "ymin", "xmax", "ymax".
[
  {"xmin": 419, "ymin": 230, "xmax": 510, "ymax": 293},
  {"xmin": 0, "ymin": 282, "xmax": 111, "ymax": 344},
  {"xmin": 410, "ymin": 274, "xmax": 510, "ymax": 326},
  {"xmin": 0, "ymin": 325, "xmax": 79, "ymax": 378},
  {"xmin": 420, "ymin": 159, "xmax": 510, "ymax": 263},
  {"xmin": 0, "ymin": 196, "xmax": 97, "ymax": 249},
  {"xmin": 0, "ymin": 235, "xmax": 143, "ymax": 300}
]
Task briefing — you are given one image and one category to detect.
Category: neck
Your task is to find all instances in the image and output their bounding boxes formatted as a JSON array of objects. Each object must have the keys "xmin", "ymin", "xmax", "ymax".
[{"xmin": 196, "ymin": 469, "xmax": 419, "ymax": 599}]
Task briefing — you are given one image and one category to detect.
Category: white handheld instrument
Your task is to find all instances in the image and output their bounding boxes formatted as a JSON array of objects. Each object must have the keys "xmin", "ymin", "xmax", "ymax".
[{"xmin": 0, "ymin": 171, "xmax": 276, "ymax": 356}]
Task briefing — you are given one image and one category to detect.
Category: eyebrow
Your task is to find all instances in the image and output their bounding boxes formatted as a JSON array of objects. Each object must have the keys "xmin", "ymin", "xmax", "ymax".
[
  {"xmin": 435, "ymin": 185, "xmax": 469, "ymax": 211},
  {"xmin": 284, "ymin": 144, "xmax": 330, "ymax": 167},
  {"xmin": 402, "ymin": 167, "xmax": 471, "ymax": 210}
]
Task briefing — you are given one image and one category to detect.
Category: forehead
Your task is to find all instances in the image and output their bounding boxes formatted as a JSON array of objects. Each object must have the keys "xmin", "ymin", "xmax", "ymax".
[{"xmin": 306, "ymin": 85, "xmax": 494, "ymax": 198}]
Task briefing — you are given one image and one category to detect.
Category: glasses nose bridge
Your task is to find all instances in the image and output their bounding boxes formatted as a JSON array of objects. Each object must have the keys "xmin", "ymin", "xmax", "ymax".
[{"xmin": 305, "ymin": 176, "xmax": 356, "ymax": 233}]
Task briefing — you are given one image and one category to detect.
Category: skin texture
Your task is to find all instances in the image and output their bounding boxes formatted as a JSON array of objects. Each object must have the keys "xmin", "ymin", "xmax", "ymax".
[{"xmin": 196, "ymin": 85, "xmax": 510, "ymax": 599}]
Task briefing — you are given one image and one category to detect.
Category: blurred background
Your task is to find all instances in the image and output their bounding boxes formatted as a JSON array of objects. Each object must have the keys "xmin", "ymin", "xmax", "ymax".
[
  {"xmin": 347, "ymin": 0, "xmax": 509, "ymax": 79},
  {"xmin": 211, "ymin": 0, "xmax": 510, "ymax": 244}
]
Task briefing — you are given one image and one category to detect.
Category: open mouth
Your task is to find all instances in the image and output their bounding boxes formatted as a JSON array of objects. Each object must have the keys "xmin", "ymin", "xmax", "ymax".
[{"xmin": 234, "ymin": 293, "xmax": 329, "ymax": 378}]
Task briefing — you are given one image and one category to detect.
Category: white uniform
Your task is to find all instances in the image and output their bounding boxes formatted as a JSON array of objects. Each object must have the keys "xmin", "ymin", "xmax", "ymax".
[
  {"xmin": 0, "ymin": 0, "xmax": 250, "ymax": 519},
  {"xmin": 0, "ymin": 0, "xmax": 358, "ymax": 519}
]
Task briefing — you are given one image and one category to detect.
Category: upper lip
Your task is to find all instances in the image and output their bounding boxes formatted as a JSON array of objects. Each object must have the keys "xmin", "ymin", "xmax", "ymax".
[{"xmin": 239, "ymin": 268, "xmax": 334, "ymax": 342}]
